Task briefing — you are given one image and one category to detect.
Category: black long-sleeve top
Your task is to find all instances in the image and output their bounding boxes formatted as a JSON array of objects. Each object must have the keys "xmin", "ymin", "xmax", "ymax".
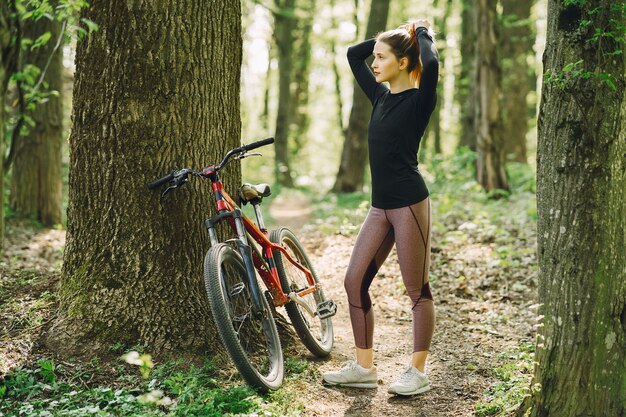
[{"xmin": 347, "ymin": 28, "xmax": 439, "ymax": 209}]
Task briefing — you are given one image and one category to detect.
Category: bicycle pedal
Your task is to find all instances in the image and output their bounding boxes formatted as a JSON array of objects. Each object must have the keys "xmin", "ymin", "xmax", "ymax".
[{"xmin": 316, "ymin": 300, "xmax": 337, "ymax": 320}]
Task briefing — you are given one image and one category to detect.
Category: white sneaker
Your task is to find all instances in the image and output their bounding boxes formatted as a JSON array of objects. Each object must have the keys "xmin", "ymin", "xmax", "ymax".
[
  {"xmin": 387, "ymin": 365, "xmax": 431, "ymax": 396},
  {"xmin": 322, "ymin": 361, "xmax": 378, "ymax": 388}
]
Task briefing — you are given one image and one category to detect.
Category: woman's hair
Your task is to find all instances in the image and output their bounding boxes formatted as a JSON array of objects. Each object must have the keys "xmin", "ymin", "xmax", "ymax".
[{"xmin": 376, "ymin": 24, "xmax": 422, "ymax": 87}]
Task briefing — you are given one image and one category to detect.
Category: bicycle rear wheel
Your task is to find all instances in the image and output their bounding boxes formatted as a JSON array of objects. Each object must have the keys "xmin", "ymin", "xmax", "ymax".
[
  {"xmin": 204, "ymin": 243, "xmax": 283, "ymax": 392},
  {"xmin": 270, "ymin": 228, "xmax": 334, "ymax": 357}
]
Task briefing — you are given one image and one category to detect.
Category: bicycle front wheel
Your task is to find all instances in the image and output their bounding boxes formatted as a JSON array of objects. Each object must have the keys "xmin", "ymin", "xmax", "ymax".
[
  {"xmin": 204, "ymin": 243, "xmax": 283, "ymax": 392},
  {"xmin": 270, "ymin": 228, "xmax": 334, "ymax": 357}
]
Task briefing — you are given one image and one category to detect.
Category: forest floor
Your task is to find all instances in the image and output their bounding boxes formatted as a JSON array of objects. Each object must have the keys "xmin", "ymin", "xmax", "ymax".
[
  {"xmin": 269, "ymin": 189, "xmax": 538, "ymax": 416},
  {"xmin": 1, "ymin": 161, "xmax": 539, "ymax": 417}
]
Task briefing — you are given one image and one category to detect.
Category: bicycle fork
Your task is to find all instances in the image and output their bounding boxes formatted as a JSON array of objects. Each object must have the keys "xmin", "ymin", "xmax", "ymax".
[{"xmin": 206, "ymin": 209, "xmax": 266, "ymax": 318}]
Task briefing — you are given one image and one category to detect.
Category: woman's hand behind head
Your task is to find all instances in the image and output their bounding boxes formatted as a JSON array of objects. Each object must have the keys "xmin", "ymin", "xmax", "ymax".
[{"xmin": 411, "ymin": 19, "xmax": 431, "ymax": 31}]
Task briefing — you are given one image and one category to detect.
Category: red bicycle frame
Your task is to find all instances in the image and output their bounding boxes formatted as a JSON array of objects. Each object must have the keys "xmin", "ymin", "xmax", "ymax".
[{"xmin": 201, "ymin": 165, "xmax": 317, "ymax": 308}]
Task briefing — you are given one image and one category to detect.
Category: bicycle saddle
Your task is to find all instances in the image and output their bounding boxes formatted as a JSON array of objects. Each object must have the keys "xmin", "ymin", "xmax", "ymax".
[{"xmin": 239, "ymin": 183, "xmax": 271, "ymax": 204}]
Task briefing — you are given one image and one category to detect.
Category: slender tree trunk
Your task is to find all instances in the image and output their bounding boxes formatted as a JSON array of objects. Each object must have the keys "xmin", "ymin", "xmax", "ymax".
[
  {"xmin": 424, "ymin": 0, "xmax": 453, "ymax": 154},
  {"xmin": 289, "ymin": 0, "xmax": 315, "ymax": 156},
  {"xmin": 261, "ymin": 42, "xmax": 272, "ymax": 132},
  {"xmin": 522, "ymin": 1, "xmax": 626, "ymax": 416},
  {"xmin": 273, "ymin": 0, "xmax": 296, "ymax": 187},
  {"xmin": 332, "ymin": 0, "xmax": 390, "ymax": 193},
  {"xmin": 329, "ymin": 0, "xmax": 345, "ymax": 136},
  {"xmin": 10, "ymin": 15, "xmax": 63, "ymax": 226},
  {"xmin": 475, "ymin": 0, "xmax": 509, "ymax": 192},
  {"xmin": 457, "ymin": 0, "xmax": 477, "ymax": 151},
  {"xmin": 500, "ymin": 0, "xmax": 533, "ymax": 163},
  {"xmin": 47, "ymin": 1, "xmax": 242, "ymax": 358},
  {"xmin": 1, "ymin": 2, "xmax": 18, "ymax": 247}
]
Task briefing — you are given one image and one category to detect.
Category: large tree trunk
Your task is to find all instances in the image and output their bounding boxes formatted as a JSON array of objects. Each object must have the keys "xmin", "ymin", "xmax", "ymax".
[
  {"xmin": 273, "ymin": 0, "xmax": 297, "ymax": 187},
  {"xmin": 457, "ymin": 0, "xmax": 476, "ymax": 151},
  {"xmin": 523, "ymin": 1, "xmax": 626, "ymax": 416},
  {"xmin": 10, "ymin": 15, "xmax": 63, "ymax": 226},
  {"xmin": 500, "ymin": 0, "xmax": 534, "ymax": 163},
  {"xmin": 474, "ymin": 0, "xmax": 509, "ymax": 192},
  {"xmin": 1, "ymin": 2, "xmax": 18, "ymax": 247},
  {"xmin": 47, "ymin": 1, "xmax": 243, "ymax": 358},
  {"xmin": 332, "ymin": 0, "xmax": 390, "ymax": 193}
]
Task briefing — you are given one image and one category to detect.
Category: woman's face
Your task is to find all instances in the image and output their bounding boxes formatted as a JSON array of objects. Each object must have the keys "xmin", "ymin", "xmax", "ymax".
[{"xmin": 372, "ymin": 41, "xmax": 404, "ymax": 84}]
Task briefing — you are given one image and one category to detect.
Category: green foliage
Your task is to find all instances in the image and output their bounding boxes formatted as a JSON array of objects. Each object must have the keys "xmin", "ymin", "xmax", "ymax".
[
  {"xmin": 37, "ymin": 358, "xmax": 56, "ymax": 384},
  {"xmin": 5, "ymin": 0, "xmax": 98, "ymax": 144},
  {"xmin": 15, "ymin": 0, "xmax": 98, "ymax": 41},
  {"xmin": 311, "ymin": 191, "xmax": 370, "ymax": 235},
  {"xmin": 475, "ymin": 341, "xmax": 536, "ymax": 416},
  {"xmin": 0, "ymin": 355, "xmax": 306, "ymax": 417},
  {"xmin": 544, "ymin": 2, "xmax": 625, "ymax": 91},
  {"xmin": 121, "ymin": 351, "xmax": 154, "ymax": 380}
]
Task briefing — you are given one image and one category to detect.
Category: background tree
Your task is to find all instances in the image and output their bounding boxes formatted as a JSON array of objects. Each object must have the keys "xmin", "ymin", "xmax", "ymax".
[
  {"xmin": 9, "ymin": 14, "xmax": 63, "ymax": 226},
  {"xmin": 457, "ymin": 0, "xmax": 477, "ymax": 151},
  {"xmin": 423, "ymin": 0, "xmax": 453, "ymax": 154},
  {"xmin": 1, "ymin": 3, "xmax": 18, "ymax": 246},
  {"xmin": 522, "ymin": 1, "xmax": 626, "ymax": 415},
  {"xmin": 500, "ymin": 0, "xmax": 534, "ymax": 163},
  {"xmin": 474, "ymin": 0, "xmax": 509, "ymax": 191},
  {"xmin": 47, "ymin": 1, "xmax": 243, "ymax": 357},
  {"xmin": 273, "ymin": 0, "xmax": 297, "ymax": 186},
  {"xmin": 289, "ymin": 0, "xmax": 315, "ymax": 157},
  {"xmin": 332, "ymin": 0, "xmax": 390, "ymax": 193}
]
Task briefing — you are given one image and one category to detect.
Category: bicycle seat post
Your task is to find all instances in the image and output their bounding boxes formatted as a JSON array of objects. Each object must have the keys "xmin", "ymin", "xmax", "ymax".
[{"xmin": 252, "ymin": 202, "xmax": 267, "ymax": 233}]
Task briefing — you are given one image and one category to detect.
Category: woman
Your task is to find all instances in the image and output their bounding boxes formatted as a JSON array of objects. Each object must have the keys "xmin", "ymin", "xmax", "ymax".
[{"xmin": 323, "ymin": 20, "xmax": 439, "ymax": 396}]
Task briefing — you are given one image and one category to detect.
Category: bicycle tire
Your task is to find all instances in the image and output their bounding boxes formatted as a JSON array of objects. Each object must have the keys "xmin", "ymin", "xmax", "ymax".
[
  {"xmin": 270, "ymin": 228, "xmax": 334, "ymax": 357},
  {"xmin": 204, "ymin": 243, "xmax": 284, "ymax": 392}
]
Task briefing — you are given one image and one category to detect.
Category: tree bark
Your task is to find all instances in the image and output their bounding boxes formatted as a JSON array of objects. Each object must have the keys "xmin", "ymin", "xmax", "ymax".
[
  {"xmin": 329, "ymin": 0, "xmax": 345, "ymax": 136},
  {"xmin": 10, "ymin": 15, "xmax": 63, "ymax": 226},
  {"xmin": 424, "ymin": 0, "xmax": 453, "ymax": 154},
  {"xmin": 457, "ymin": 0, "xmax": 477, "ymax": 151},
  {"xmin": 289, "ymin": 0, "xmax": 315, "ymax": 156},
  {"xmin": 273, "ymin": 0, "xmax": 297, "ymax": 187},
  {"xmin": 523, "ymin": 1, "xmax": 626, "ymax": 416},
  {"xmin": 500, "ymin": 0, "xmax": 534, "ymax": 163},
  {"xmin": 332, "ymin": 0, "xmax": 390, "ymax": 193},
  {"xmin": 474, "ymin": 0, "xmax": 509, "ymax": 192},
  {"xmin": 1, "ymin": 2, "xmax": 18, "ymax": 247},
  {"xmin": 47, "ymin": 1, "xmax": 243, "ymax": 358}
]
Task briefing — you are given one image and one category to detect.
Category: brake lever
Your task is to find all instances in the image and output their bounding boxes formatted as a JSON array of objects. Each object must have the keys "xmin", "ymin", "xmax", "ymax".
[
  {"xmin": 160, "ymin": 173, "xmax": 189, "ymax": 199},
  {"xmin": 161, "ymin": 185, "xmax": 176, "ymax": 199},
  {"xmin": 236, "ymin": 152, "xmax": 262, "ymax": 160}
]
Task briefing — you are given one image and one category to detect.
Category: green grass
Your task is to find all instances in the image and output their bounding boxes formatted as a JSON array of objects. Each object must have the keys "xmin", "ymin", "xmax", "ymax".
[
  {"xmin": 474, "ymin": 340, "xmax": 536, "ymax": 417},
  {"xmin": 0, "ymin": 353, "xmax": 309, "ymax": 417}
]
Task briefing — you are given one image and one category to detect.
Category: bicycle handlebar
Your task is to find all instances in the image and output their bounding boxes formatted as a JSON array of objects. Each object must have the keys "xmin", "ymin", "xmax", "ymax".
[
  {"xmin": 243, "ymin": 137, "xmax": 274, "ymax": 152},
  {"xmin": 147, "ymin": 173, "xmax": 175, "ymax": 190},
  {"xmin": 147, "ymin": 137, "xmax": 275, "ymax": 194}
]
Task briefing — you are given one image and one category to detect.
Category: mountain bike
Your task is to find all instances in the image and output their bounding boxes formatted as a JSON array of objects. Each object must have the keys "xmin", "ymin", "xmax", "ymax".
[{"xmin": 147, "ymin": 137, "xmax": 336, "ymax": 392}]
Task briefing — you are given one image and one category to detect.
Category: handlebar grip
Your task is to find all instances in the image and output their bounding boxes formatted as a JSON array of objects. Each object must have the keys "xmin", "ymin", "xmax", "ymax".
[
  {"xmin": 243, "ymin": 137, "xmax": 274, "ymax": 151},
  {"xmin": 147, "ymin": 173, "xmax": 174, "ymax": 189}
]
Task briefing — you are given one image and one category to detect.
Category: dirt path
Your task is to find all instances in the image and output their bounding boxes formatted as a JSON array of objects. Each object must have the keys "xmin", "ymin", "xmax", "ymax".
[{"xmin": 264, "ymin": 185, "xmax": 537, "ymax": 417}]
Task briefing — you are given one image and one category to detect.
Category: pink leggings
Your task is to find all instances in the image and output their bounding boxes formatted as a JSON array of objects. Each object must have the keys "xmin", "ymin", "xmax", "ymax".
[{"xmin": 344, "ymin": 197, "xmax": 435, "ymax": 352}]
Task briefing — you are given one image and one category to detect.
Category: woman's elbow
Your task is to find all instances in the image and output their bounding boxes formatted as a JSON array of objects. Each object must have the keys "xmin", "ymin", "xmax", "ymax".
[{"xmin": 347, "ymin": 45, "xmax": 356, "ymax": 59}]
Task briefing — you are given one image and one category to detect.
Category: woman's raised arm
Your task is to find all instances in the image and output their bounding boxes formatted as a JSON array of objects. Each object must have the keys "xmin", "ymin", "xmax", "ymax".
[{"xmin": 347, "ymin": 38, "xmax": 387, "ymax": 104}]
